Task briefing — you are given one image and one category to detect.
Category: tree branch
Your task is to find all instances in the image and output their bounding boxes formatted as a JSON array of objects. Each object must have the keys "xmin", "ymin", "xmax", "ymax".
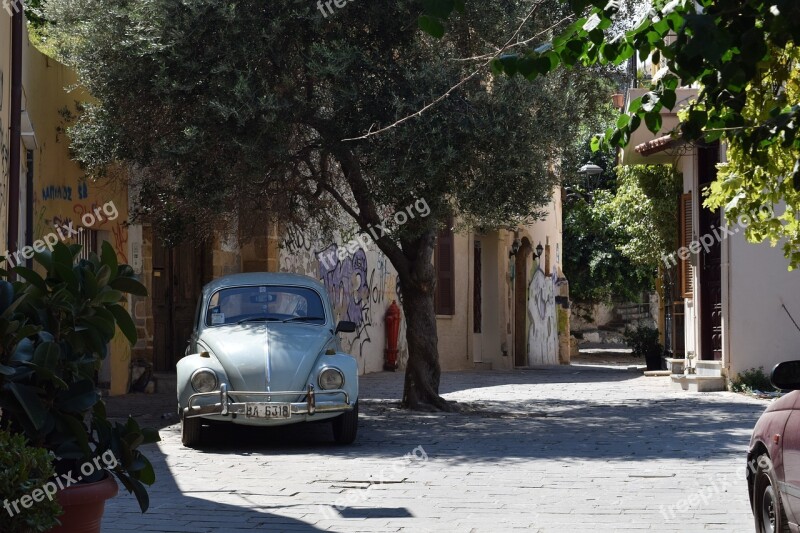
[{"xmin": 342, "ymin": 0, "xmax": 547, "ymax": 142}]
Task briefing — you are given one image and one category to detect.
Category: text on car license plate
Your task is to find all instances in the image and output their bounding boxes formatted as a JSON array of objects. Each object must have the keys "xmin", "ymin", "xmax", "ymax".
[{"xmin": 245, "ymin": 403, "xmax": 291, "ymax": 419}]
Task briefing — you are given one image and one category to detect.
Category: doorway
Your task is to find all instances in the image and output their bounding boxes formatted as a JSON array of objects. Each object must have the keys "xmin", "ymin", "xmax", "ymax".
[
  {"xmin": 514, "ymin": 238, "xmax": 532, "ymax": 367},
  {"xmin": 152, "ymin": 237, "xmax": 209, "ymax": 371},
  {"xmin": 698, "ymin": 143, "xmax": 722, "ymax": 361}
]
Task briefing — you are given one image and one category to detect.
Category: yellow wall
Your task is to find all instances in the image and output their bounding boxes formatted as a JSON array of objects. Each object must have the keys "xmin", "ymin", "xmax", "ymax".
[{"xmin": 16, "ymin": 32, "xmax": 131, "ymax": 395}]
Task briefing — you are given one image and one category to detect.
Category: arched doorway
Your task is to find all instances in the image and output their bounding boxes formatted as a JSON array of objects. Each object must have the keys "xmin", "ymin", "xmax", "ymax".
[{"xmin": 514, "ymin": 238, "xmax": 532, "ymax": 367}]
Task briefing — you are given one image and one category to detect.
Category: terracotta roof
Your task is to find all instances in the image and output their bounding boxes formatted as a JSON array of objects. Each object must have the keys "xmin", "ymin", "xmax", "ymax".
[{"xmin": 634, "ymin": 134, "xmax": 679, "ymax": 156}]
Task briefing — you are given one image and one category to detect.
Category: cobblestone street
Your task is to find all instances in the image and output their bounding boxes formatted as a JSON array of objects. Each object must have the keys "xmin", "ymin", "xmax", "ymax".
[{"xmin": 104, "ymin": 361, "xmax": 768, "ymax": 532}]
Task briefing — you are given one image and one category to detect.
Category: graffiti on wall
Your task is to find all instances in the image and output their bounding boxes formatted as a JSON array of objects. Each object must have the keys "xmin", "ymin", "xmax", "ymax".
[
  {"xmin": 33, "ymin": 197, "xmax": 129, "ymax": 262},
  {"xmin": 280, "ymin": 225, "xmax": 405, "ymax": 370},
  {"xmin": 527, "ymin": 267, "xmax": 559, "ymax": 365}
]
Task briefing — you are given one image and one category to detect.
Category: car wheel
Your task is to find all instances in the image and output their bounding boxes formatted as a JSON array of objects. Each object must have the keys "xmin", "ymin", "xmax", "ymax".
[
  {"xmin": 331, "ymin": 402, "xmax": 358, "ymax": 445},
  {"xmin": 182, "ymin": 415, "xmax": 203, "ymax": 448},
  {"xmin": 754, "ymin": 454, "xmax": 790, "ymax": 533}
]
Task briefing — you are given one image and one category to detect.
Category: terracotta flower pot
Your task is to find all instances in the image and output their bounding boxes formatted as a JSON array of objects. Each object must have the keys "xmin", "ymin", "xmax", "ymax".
[{"xmin": 49, "ymin": 472, "xmax": 118, "ymax": 533}]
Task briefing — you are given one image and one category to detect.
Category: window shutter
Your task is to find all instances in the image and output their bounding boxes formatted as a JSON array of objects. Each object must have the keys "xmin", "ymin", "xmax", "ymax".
[
  {"xmin": 434, "ymin": 222, "xmax": 455, "ymax": 316},
  {"xmin": 680, "ymin": 192, "xmax": 693, "ymax": 297}
]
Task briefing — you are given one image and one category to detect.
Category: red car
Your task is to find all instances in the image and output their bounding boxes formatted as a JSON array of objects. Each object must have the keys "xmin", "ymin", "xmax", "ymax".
[{"xmin": 748, "ymin": 361, "xmax": 800, "ymax": 533}]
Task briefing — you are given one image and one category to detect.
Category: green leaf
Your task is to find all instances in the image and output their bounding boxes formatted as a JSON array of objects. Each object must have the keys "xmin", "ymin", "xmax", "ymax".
[
  {"xmin": 56, "ymin": 413, "xmax": 91, "ymax": 456},
  {"xmin": 109, "ymin": 277, "xmax": 148, "ymax": 297},
  {"xmin": 6, "ymin": 382, "xmax": 48, "ymax": 430},
  {"xmin": 54, "ymin": 261, "xmax": 79, "ymax": 293},
  {"xmin": 660, "ymin": 89, "xmax": 676, "ymax": 110},
  {"xmin": 83, "ymin": 268, "xmax": 99, "ymax": 299},
  {"xmin": 96, "ymin": 264, "xmax": 112, "ymax": 288},
  {"xmin": 645, "ymin": 111, "xmax": 663, "ymax": 134},
  {"xmin": 109, "ymin": 304, "xmax": 138, "ymax": 345},
  {"xmin": 57, "ymin": 379, "xmax": 100, "ymax": 413},
  {"xmin": 94, "ymin": 288, "xmax": 124, "ymax": 304},
  {"xmin": 33, "ymin": 341, "xmax": 60, "ymax": 371},
  {"xmin": 418, "ymin": 15, "xmax": 445, "ymax": 39},
  {"xmin": 422, "ymin": 0, "xmax": 455, "ymax": 19},
  {"xmin": 13, "ymin": 267, "xmax": 47, "ymax": 291},
  {"xmin": 100, "ymin": 241, "xmax": 119, "ymax": 276},
  {"xmin": 80, "ymin": 314, "xmax": 117, "ymax": 339},
  {"xmin": 135, "ymin": 455, "xmax": 156, "ymax": 485},
  {"xmin": 141, "ymin": 427, "xmax": 161, "ymax": 445},
  {"xmin": 616, "ymin": 114, "xmax": 630, "ymax": 129}
]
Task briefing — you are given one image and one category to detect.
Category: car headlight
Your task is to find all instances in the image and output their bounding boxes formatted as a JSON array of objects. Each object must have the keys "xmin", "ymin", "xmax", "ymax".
[
  {"xmin": 191, "ymin": 369, "xmax": 218, "ymax": 393},
  {"xmin": 318, "ymin": 367, "xmax": 344, "ymax": 390}
]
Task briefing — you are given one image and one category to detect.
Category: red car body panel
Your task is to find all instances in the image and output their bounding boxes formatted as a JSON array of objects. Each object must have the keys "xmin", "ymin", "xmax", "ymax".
[{"xmin": 749, "ymin": 390, "xmax": 800, "ymax": 529}]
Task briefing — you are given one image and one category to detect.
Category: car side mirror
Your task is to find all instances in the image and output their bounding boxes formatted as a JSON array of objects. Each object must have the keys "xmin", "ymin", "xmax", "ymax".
[
  {"xmin": 771, "ymin": 361, "xmax": 800, "ymax": 390},
  {"xmin": 335, "ymin": 321, "xmax": 357, "ymax": 334}
]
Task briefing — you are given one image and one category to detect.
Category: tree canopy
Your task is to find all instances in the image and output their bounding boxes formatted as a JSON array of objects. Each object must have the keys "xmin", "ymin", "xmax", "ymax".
[
  {"xmin": 423, "ymin": 0, "xmax": 800, "ymax": 268},
  {"xmin": 44, "ymin": 0, "xmax": 615, "ymax": 408}
]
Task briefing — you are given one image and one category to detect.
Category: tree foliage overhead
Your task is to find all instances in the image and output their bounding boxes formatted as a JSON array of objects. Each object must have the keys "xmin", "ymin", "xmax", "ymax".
[
  {"xmin": 706, "ymin": 44, "xmax": 800, "ymax": 267},
  {"xmin": 424, "ymin": 0, "xmax": 800, "ymax": 269},
  {"xmin": 46, "ymin": 0, "xmax": 606, "ymax": 245},
  {"xmin": 44, "ymin": 0, "xmax": 615, "ymax": 408}
]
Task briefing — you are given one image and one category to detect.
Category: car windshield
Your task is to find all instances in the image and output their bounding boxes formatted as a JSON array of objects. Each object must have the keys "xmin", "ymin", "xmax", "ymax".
[{"xmin": 205, "ymin": 285, "xmax": 326, "ymax": 327}]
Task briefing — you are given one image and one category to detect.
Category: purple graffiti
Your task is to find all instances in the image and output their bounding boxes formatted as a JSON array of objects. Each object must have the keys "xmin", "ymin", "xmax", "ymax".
[{"xmin": 318, "ymin": 245, "xmax": 370, "ymax": 327}]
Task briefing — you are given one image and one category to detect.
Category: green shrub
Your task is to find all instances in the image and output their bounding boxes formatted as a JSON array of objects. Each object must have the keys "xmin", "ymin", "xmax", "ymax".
[
  {"xmin": 731, "ymin": 367, "xmax": 776, "ymax": 393},
  {"xmin": 0, "ymin": 242, "xmax": 159, "ymax": 512},
  {"xmin": 0, "ymin": 430, "xmax": 61, "ymax": 533},
  {"xmin": 623, "ymin": 324, "xmax": 662, "ymax": 359}
]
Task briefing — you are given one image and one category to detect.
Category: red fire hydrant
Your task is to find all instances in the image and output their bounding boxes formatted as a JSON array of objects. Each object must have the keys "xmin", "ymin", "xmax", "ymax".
[{"xmin": 384, "ymin": 300, "xmax": 401, "ymax": 371}]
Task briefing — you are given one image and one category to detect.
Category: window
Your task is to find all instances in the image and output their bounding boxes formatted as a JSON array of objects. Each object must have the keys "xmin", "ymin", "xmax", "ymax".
[
  {"xmin": 434, "ymin": 220, "xmax": 455, "ymax": 315},
  {"xmin": 473, "ymin": 241, "xmax": 482, "ymax": 333},
  {"xmin": 206, "ymin": 285, "xmax": 325, "ymax": 327},
  {"xmin": 75, "ymin": 230, "xmax": 99, "ymax": 261}
]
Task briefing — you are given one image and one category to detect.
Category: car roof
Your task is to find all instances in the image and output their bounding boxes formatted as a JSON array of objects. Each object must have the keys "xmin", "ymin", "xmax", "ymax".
[{"xmin": 202, "ymin": 272, "xmax": 325, "ymax": 296}]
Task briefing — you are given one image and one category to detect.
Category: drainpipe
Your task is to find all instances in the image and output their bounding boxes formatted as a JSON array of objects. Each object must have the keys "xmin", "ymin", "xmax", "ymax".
[{"xmin": 8, "ymin": 7, "xmax": 23, "ymax": 266}]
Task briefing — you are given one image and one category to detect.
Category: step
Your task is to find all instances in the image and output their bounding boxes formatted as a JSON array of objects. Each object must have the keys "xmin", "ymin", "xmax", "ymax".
[
  {"xmin": 671, "ymin": 374, "xmax": 726, "ymax": 392},
  {"xmin": 695, "ymin": 360, "xmax": 723, "ymax": 378},
  {"xmin": 473, "ymin": 362, "xmax": 493, "ymax": 371},
  {"xmin": 152, "ymin": 371, "xmax": 177, "ymax": 395}
]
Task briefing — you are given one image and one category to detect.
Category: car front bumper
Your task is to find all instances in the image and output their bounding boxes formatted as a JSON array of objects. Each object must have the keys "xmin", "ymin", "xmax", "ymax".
[{"xmin": 184, "ymin": 383, "xmax": 353, "ymax": 419}]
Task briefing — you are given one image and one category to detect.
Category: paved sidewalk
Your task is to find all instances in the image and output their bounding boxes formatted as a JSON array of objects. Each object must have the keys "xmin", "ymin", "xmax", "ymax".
[{"xmin": 102, "ymin": 362, "xmax": 767, "ymax": 532}]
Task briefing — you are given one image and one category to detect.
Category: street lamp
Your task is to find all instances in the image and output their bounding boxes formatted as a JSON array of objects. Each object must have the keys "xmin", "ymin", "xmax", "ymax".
[
  {"xmin": 534, "ymin": 242, "xmax": 544, "ymax": 260},
  {"xmin": 579, "ymin": 163, "xmax": 603, "ymax": 176}
]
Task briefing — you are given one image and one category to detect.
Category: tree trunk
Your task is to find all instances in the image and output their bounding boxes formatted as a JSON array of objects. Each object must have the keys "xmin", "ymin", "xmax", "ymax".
[{"xmin": 396, "ymin": 230, "xmax": 453, "ymax": 411}]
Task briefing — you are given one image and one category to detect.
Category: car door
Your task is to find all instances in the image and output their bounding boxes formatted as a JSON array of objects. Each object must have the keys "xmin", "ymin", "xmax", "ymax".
[{"xmin": 778, "ymin": 395, "xmax": 800, "ymax": 524}]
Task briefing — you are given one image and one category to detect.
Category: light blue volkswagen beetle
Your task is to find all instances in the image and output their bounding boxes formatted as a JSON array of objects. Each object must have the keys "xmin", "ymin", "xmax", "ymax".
[{"xmin": 177, "ymin": 273, "xmax": 359, "ymax": 447}]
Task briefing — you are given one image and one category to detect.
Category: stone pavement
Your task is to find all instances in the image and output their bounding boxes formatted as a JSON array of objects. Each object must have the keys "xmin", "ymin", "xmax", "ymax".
[{"xmin": 102, "ymin": 360, "xmax": 768, "ymax": 532}]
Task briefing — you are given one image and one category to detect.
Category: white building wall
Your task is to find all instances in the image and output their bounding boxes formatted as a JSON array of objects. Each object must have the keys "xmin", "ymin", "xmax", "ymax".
[{"xmin": 725, "ymin": 223, "xmax": 800, "ymax": 378}]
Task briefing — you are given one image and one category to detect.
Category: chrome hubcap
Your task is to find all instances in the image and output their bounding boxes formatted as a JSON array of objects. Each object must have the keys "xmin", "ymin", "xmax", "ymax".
[{"xmin": 762, "ymin": 484, "xmax": 776, "ymax": 533}]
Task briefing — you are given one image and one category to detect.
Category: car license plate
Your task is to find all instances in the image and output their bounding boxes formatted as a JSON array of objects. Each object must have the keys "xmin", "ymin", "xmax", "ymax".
[{"xmin": 245, "ymin": 403, "xmax": 292, "ymax": 419}]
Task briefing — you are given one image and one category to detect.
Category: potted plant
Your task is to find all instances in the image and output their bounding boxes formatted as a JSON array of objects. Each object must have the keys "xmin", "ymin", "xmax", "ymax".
[
  {"xmin": 623, "ymin": 324, "xmax": 664, "ymax": 371},
  {"xmin": 0, "ymin": 242, "xmax": 159, "ymax": 532},
  {"xmin": 0, "ymin": 428, "xmax": 62, "ymax": 532}
]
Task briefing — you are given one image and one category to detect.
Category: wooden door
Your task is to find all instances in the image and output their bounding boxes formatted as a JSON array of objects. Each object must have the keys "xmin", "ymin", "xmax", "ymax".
[
  {"xmin": 698, "ymin": 143, "xmax": 723, "ymax": 361},
  {"xmin": 514, "ymin": 240, "xmax": 531, "ymax": 366},
  {"xmin": 152, "ymin": 238, "xmax": 207, "ymax": 371}
]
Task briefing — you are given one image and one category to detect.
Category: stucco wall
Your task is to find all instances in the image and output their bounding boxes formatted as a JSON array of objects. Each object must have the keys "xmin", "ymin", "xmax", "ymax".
[
  {"xmin": 436, "ymin": 231, "xmax": 473, "ymax": 371},
  {"xmin": 18, "ymin": 35, "xmax": 132, "ymax": 395},
  {"xmin": 725, "ymin": 225, "xmax": 800, "ymax": 378}
]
